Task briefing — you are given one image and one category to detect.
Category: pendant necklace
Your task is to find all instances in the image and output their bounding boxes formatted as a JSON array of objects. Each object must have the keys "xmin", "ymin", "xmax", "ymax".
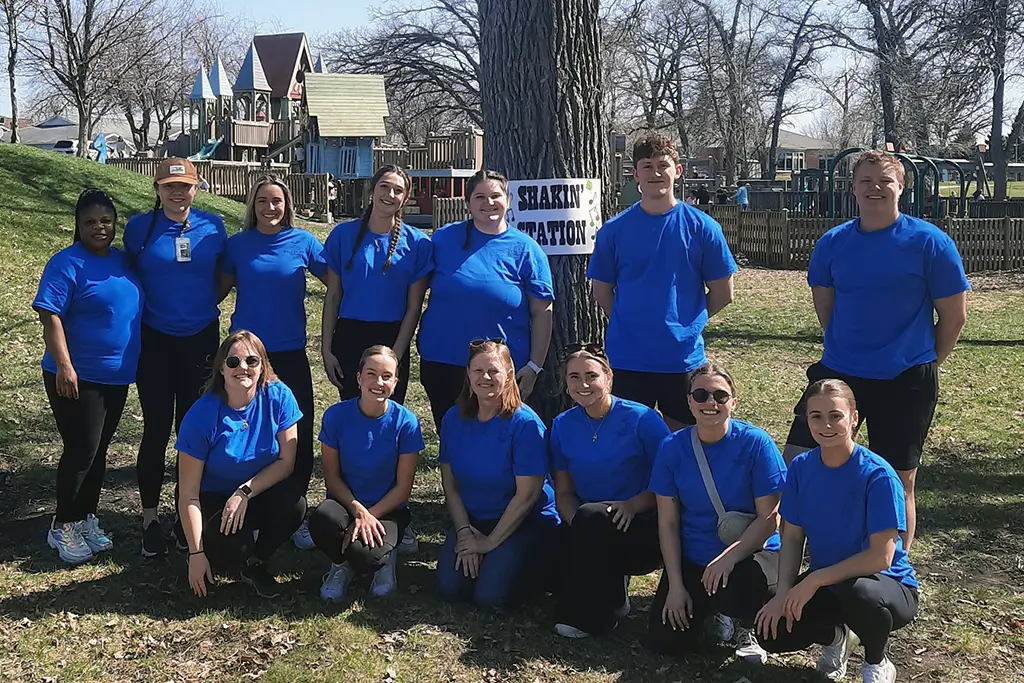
[{"xmin": 583, "ymin": 408, "xmax": 607, "ymax": 442}]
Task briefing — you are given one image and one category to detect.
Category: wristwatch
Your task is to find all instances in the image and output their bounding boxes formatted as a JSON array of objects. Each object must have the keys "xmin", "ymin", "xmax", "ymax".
[
  {"xmin": 526, "ymin": 360, "xmax": 543, "ymax": 375},
  {"xmin": 238, "ymin": 484, "xmax": 252, "ymax": 498}
]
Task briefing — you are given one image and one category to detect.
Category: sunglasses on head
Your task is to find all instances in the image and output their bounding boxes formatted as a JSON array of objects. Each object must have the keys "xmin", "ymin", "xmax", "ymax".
[
  {"xmin": 469, "ymin": 337, "xmax": 507, "ymax": 348},
  {"xmin": 225, "ymin": 355, "xmax": 261, "ymax": 369},
  {"xmin": 557, "ymin": 342, "xmax": 607, "ymax": 364},
  {"xmin": 689, "ymin": 388, "xmax": 732, "ymax": 404}
]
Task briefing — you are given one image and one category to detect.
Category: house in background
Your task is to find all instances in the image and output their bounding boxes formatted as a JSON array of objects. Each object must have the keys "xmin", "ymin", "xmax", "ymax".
[
  {"xmin": 696, "ymin": 129, "xmax": 837, "ymax": 181},
  {"xmin": 302, "ymin": 72, "xmax": 389, "ymax": 179},
  {"xmin": 15, "ymin": 116, "xmax": 146, "ymax": 157}
]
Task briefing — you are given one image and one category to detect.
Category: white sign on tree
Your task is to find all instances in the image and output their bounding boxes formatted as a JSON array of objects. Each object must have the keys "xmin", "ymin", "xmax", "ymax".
[{"xmin": 507, "ymin": 178, "xmax": 602, "ymax": 255}]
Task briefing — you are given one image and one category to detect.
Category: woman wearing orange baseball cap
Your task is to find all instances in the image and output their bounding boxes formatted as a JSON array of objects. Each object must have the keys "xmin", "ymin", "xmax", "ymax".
[{"xmin": 122, "ymin": 157, "xmax": 229, "ymax": 559}]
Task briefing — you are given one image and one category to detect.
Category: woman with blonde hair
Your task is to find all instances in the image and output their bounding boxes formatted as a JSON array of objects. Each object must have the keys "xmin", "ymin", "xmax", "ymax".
[{"xmin": 221, "ymin": 175, "xmax": 328, "ymax": 550}]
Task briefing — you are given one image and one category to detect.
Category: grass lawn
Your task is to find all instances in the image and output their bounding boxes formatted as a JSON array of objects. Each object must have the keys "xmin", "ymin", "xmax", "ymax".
[
  {"xmin": 939, "ymin": 180, "xmax": 1024, "ymax": 197},
  {"xmin": 1, "ymin": 145, "xmax": 1023, "ymax": 682}
]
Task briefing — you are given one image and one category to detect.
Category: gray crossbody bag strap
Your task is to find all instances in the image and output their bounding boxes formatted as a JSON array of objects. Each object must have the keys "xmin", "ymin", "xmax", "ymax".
[{"xmin": 690, "ymin": 427, "xmax": 727, "ymax": 522}]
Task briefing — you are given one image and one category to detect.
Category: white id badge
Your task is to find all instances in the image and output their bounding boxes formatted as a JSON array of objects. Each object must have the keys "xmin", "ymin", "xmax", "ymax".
[{"xmin": 174, "ymin": 236, "xmax": 192, "ymax": 263}]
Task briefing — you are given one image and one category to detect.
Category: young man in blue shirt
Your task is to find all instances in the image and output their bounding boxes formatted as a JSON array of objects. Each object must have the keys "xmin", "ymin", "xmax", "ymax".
[
  {"xmin": 783, "ymin": 151, "xmax": 970, "ymax": 552},
  {"xmin": 587, "ymin": 134, "xmax": 737, "ymax": 431}
]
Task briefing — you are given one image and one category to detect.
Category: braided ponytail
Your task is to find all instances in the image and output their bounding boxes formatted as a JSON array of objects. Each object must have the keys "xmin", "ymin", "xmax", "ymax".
[
  {"xmin": 382, "ymin": 212, "xmax": 401, "ymax": 272},
  {"xmin": 133, "ymin": 196, "xmax": 163, "ymax": 264},
  {"xmin": 345, "ymin": 203, "xmax": 373, "ymax": 271}
]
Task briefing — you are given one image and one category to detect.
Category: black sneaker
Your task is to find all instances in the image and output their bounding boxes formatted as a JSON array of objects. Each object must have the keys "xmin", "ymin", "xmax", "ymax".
[
  {"xmin": 240, "ymin": 561, "xmax": 281, "ymax": 599},
  {"xmin": 172, "ymin": 517, "xmax": 188, "ymax": 551},
  {"xmin": 141, "ymin": 520, "xmax": 168, "ymax": 558}
]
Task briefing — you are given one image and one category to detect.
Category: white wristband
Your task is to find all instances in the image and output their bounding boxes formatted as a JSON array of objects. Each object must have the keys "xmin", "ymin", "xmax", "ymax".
[{"xmin": 526, "ymin": 360, "xmax": 543, "ymax": 375}]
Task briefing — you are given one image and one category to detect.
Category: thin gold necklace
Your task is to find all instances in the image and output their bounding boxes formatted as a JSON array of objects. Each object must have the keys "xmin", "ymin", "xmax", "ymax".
[{"xmin": 582, "ymin": 399, "xmax": 612, "ymax": 442}]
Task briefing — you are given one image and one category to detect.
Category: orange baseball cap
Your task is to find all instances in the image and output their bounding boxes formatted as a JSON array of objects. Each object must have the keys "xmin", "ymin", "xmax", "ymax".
[{"xmin": 155, "ymin": 157, "xmax": 199, "ymax": 186}]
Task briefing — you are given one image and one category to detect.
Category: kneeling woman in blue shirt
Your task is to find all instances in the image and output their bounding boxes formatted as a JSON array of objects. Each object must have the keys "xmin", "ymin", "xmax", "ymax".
[
  {"xmin": 550, "ymin": 344, "xmax": 669, "ymax": 638},
  {"xmin": 757, "ymin": 379, "xmax": 918, "ymax": 683},
  {"xmin": 309, "ymin": 345, "xmax": 425, "ymax": 602},
  {"xmin": 647, "ymin": 364, "xmax": 787, "ymax": 664},
  {"xmin": 436, "ymin": 339, "xmax": 560, "ymax": 609},
  {"xmin": 176, "ymin": 331, "xmax": 305, "ymax": 600},
  {"xmin": 34, "ymin": 189, "xmax": 144, "ymax": 564}
]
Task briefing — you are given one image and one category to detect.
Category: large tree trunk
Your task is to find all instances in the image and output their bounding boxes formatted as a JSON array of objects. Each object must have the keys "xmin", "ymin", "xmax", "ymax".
[
  {"xmin": 865, "ymin": 0, "xmax": 900, "ymax": 149},
  {"xmin": 4, "ymin": 0, "xmax": 18, "ymax": 144},
  {"xmin": 991, "ymin": 0, "xmax": 1008, "ymax": 201},
  {"xmin": 478, "ymin": 0, "xmax": 607, "ymax": 424}
]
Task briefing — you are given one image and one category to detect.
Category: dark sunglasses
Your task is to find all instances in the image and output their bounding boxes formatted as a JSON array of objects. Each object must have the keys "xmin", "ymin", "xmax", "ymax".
[
  {"xmin": 469, "ymin": 337, "xmax": 507, "ymax": 348},
  {"xmin": 225, "ymin": 355, "xmax": 261, "ymax": 369},
  {"xmin": 690, "ymin": 388, "xmax": 732, "ymax": 404},
  {"xmin": 557, "ymin": 342, "xmax": 607, "ymax": 364}
]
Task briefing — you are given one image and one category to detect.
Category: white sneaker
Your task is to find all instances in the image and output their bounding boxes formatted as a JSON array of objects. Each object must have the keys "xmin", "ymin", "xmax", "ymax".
[
  {"xmin": 292, "ymin": 519, "xmax": 315, "ymax": 550},
  {"xmin": 369, "ymin": 549, "xmax": 398, "ymax": 597},
  {"xmin": 47, "ymin": 518, "xmax": 93, "ymax": 564},
  {"xmin": 397, "ymin": 527, "xmax": 419, "ymax": 555},
  {"xmin": 734, "ymin": 626, "xmax": 768, "ymax": 665},
  {"xmin": 862, "ymin": 658, "xmax": 897, "ymax": 683},
  {"xmin": 320, "ymin": 562, "xmax": 353, "ymax": 603},
  {"xmin": 613, "ymin": 575, "xmax": 631, "ymax": 618},
  {"xmin": 80, "ymin": 514, "xmax": 113, "ymax": 553},
  {"xmin": 706, "ymin": 613, "xmax": 736, "ymax": 642},
  {"xmin": 554, "ymin": 623, "xmax": 591, "ymax": 639},
  {"xmin": 817, "ymin": 625, "xmax": 860, "ymax": 681}
]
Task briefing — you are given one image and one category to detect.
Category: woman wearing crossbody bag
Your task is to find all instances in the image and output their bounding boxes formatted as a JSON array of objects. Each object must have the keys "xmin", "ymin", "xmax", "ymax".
[{"xmin": 646, "ymin": 364, "xmax": 787, "ymax": 665}]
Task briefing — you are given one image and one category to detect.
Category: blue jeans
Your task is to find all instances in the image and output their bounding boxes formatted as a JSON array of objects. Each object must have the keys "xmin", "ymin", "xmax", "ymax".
[{"xmin": 436, "ymin": 516, "xmax": 555, "ymax": 610}]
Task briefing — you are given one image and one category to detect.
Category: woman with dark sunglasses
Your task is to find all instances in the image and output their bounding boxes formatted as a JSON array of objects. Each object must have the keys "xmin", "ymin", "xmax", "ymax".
[
  {"xmin": 646, "ymin": 363, "xmax": 787, "ymax": 665},
  {"xmin": 550, "ymin": 344, "xmax": 670, "ymax": 638},
  {"xmin": 175, "ymin": 330, "xmax": 305, "ymax": 600},
  {"xmin": 417, "ymin": 170, "xmax": 554, "ymax": 431}
]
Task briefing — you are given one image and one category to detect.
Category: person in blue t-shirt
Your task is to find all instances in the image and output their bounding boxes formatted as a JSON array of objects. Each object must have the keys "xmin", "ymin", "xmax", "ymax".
[
  {"xmin": 550, "ymin": 344, "xmax": 669, "ymax": 638},
  {"xmin": 732, "ymin": 182, "xmax": 749, "ymax": 209},
  {"xmin": 588, "ymin": 135, "xmax": 737, "ymax": 432},
  {"xmin": 308, "ymin": 346, "xmax": 425, "ymax": 602},
  {"xmin": 321, "ymin": 165, "xmax": 433, "ymax": 407},
  {"xmin": 783, "ymin": 150, "xmax": 970, "ymax": 553},
  {"xmin": 647, "ymin": 364, "xmax": 786, "ymax": 665},
  {"xmin": 759, "ymin": 379, "xmax": 918, "ymax": 683},
  {"xmin": 122, "ymin": 157, "xmax": 229, "ymax": 559},
  {"xmin": 33, "ymin": 189, "xmax": 144, "ymax": 565},
  {"xmin": 176, "ymin": 331, "xmax": 305, "ymax": 600},
  {"xmin": 436, "ymin": 339, "xmax": 560, "ymax": 610},
  {"xmin": 221, "ymin": 177, "xmax": 328, "ymax": 551},
  {"xmin": 417, "ymin": 170, "xmax": 554, "ymax": 431}
]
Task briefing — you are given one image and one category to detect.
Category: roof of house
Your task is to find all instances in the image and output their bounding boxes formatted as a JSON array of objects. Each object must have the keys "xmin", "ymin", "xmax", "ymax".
[
  {"xmin": 777, "ymin": 129, "xmax": 833, "ymax": 150},
  {"xmin": 252, "ymin": 33, "xmax": 312, "ymax": 99},
  {"xmin": 210, "ymin": 57, "xmax": 233, "ymax": 98},
  {"xmin": 314, "ymin": 55, "xmax": 328, "ymax": 73},
  {"xmin": 234, "ymin": 42, "xmax": 271, "ymax": 92},
  {"xmin": 304, "ymin": 73, "xmax": 389, "ymax": 137},
  {"xmin": 17, "ymin": 116, "xmax": 156, "ymax": 148},
  {"xmin": 189, "ymin": 69, "xmax": 214, "ymax": 101}
]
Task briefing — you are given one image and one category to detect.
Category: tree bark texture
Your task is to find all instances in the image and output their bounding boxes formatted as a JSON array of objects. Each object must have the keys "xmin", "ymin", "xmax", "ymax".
[
  {"xmin": 3, "ymin": 0, "xmax": 19, "ymax": 143},
  {"xmin": 478, "ymin": 0, "xmax": 607, "ymax": 423}
]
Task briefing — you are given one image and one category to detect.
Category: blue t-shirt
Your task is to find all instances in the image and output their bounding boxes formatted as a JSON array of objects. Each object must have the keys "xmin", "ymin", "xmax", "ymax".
[
  {"xmin": 319, "ymin": 398, "xmax": 426, "ymax": 509},
  {"xmin": 223, "ymin": 227, "xmax": 327, "ymax": 352},
  {"xmin": 549, "ymin": 397, "xmax": 669, "ymax": 503},
  {"xmin": 123, "ymin": 208, "xmax": 228, "ymax": 336},
  {"xmin": 587, "ymin": 202, "xmax": 737, "ymax": 373},
  {"xmin": 174, "ymin": 381, "xmax": 303, "ymax": 494},
  {"xmin": 439, "ymin": 404, "xmax": 559, "ymax": 522},
  {"xmin": 735, "ymin": 186, "xmax": 749, "ymax": 206},
  {"xmin": 418, "ymin": 222, "xmax": 555, "ymax": 369},
  {"xmin": 649, "ymin": 421, "xmax": 787, "ymax": 566},
  {"xmin": 33, "ymin": 243, "xmax": 144, "ymax": 385},
  {"xmin": 323, "ymin": 219, "xmax": 434, "ymax": 323},
  {"xmin": 808, "ymin": 214, "xmax": 970, "ymax": 379},
  {"xmin": 780, "ymin": 444, "xmax": 918, "ymax": 589}
]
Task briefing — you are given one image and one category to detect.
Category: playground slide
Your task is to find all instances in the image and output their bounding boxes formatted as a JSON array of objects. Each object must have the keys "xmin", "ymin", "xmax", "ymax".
[{"xmin": 188, "ymin": 137, "xmax": 223, "ymax": 162}]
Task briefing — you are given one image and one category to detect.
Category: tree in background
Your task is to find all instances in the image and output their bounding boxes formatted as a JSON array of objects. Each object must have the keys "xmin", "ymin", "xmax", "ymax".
[{"xmin": 0, "ymin": 0, "xmax": 29, "ymax": 143}]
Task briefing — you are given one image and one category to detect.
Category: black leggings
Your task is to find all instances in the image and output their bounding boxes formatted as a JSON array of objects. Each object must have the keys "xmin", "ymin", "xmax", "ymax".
[
  {"xmin": 266, "ymin": 349, "xmax": 315, "ymax": 497},
  {"xmin": 647, "ymin": 550, "xmax": 779, "ymax": 654},
  {"xmin": 136, "ymin": 321, "xmax": 219, "ymax": 509},
  {"xmin": 556, "ymin": 503, "xmax": 663, "ymax": 635},
  {"xmin": 760, "ymin": 572, "xmax": 918, "ymax": 664},
  {"xmin": 44, "ymin": 372, "xmax": 129, "ymax": 524},
  {"xmin": 419, "ymin": 360, "xmax": 465, "ymax": 432},
  {"xmin": 307, "ymin": 498, "xmax": 410, "ymax": 574},
  {"xmin": 197, "ymin": 480, "xmax": 306, "ymax": 571},
  {"xmin": 332, "ymin": 318, "xmax": 410, "ymax": 404}
]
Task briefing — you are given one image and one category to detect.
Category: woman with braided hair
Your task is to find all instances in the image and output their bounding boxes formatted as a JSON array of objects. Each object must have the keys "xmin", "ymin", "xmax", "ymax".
[
  {"xmin": 122, "ymin": 158, "xmax": 228, "ymax": 559},
  {"xmin": 322, "ymin": 165, "xmax": 432, "ymax": 407},
  {"xmin": 220, "ymin": 176, "xmax": 328, "ymax": 550}
]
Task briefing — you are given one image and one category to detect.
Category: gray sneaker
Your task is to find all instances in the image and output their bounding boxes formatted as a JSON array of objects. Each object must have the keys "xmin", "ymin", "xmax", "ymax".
[
  {"xmin": 734, "ymin": 626, "xmax": 768, "ymax": 664},
  {"xmin": 817, "ymin": 624, "xmax": 859, "ymax": 680},
  {"xmin": 369, "ymin": 550, "xmax": 398, "ymax": 597},
  {"xmin": 80, "ymin": 514, "xmax": 113, "ymax": 553},
  {"xmin": 320, "ymin": 562, "xmax": 354, "ymax": 603},
  {"xmin": 47, "ymin": 518, "xmax": 93, "ymax": 564},
  {"xmin": 397, "ymin": 527, "xmax": 418, "ymax": 555}
]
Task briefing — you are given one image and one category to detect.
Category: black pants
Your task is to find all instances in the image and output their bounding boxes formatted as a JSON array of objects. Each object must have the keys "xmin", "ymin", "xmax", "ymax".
[
  {"xmin": 556, "ymin": 504, "xmax": 663, "ymax": 634},
  {"xmin": 266, "ymin": 349, "xmax": 315, "ymax": 497},
  {"xmin": 420, "ymin": 360, "xmax": 465, "ymax": 432},
  {"xmin": 612, "ymin": 369, "xmax": 696, "ymax": 426},
  {"xmin": 197, "ymin": 480, "xmax": 306, "ymax": 571},
  {"xmin": 760, "ymin": 572, "xmax": 918, "ymax": 664},
  {"xmin": 44, "ymin": 372, "xmax": 129, "ymax": 524},
  {"xmin": 647, "ymin": 550, "xmax": 779, "ymax": 654},
  {"xmin": 136, "ymin": 321, "xmax": 219, "ymax": 509},
  {"xmin": 308, "ymin": 498, "xmax": 410, "ymax": 574},
  {"xmin": 332, "ymin": 318, "xmax": 410, "ymax": 404}
]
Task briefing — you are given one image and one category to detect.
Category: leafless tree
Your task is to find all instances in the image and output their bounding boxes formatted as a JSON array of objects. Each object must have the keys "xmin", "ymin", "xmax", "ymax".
[{"xmin": 0, "ymin": 0, "xmax": 29, "ymax": 142}]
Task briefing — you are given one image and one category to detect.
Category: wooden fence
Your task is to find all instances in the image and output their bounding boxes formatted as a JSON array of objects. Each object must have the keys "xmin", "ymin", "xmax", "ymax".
[{"xmin": 432, "ymin": 197, "xmax": 470, "ymax": 229}]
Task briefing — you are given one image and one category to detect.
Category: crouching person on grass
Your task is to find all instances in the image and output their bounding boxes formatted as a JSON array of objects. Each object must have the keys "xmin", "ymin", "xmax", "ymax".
[
  {"xmin": 646, "ymin": 364, "xmax": 787, "ymax": 664},
  {"xmin": 436, "ymin": 339, "xmax": 560, "ymax": 610},
  {"xmin": 309, "ymin": 345, "xmax": 425, "ymax": 602},
  {"xmin": 757, "ymin": 379, "xmax": 918, "ymax": 683},
  {"xmin": 177, "ymin": 330, "xmax": 306, "ymax": 599}
]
